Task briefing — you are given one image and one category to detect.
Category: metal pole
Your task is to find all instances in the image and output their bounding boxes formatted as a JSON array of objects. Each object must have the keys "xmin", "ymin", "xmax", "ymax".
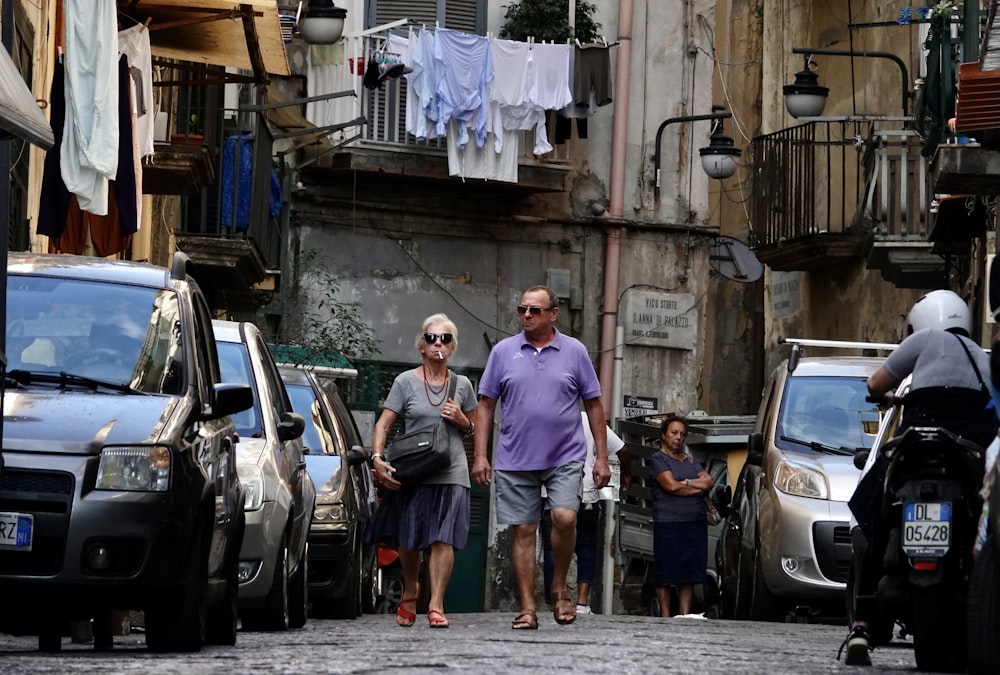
[
  {"xmin": 791, "ymin": 47, "xmax": 910, "ymax": 117},
  {"xmin": 600, "ymin": 325, "xmax": 625, "ymax": 614},
  {"xmin": 1, "ymin": 0, "xmax": 13, "ymax": 457}
]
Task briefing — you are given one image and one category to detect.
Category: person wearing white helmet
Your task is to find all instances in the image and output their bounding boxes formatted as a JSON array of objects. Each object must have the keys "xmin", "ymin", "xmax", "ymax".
[
  {"xmin": 867, "ymin": 289, "xmax": 994, "ymax": 445},
  {"xmin": 844, "ymin": 289, "xmax": 997, "ymax": 666}
]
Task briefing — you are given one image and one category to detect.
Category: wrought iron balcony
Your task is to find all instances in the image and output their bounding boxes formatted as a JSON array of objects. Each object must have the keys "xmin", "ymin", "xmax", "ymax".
[{"xmin": 751, "ymin": 117, "xmax": 952, "ymax": 288}]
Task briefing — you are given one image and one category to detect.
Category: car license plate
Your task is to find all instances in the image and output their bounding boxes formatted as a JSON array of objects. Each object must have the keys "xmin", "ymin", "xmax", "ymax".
[
  {"xmin": 903, "ymin": 502, "xmax": 950, "ymax": 557},
  {"xmin": 0, "ymin": 512, "xmax": 33, "ymax": 551}
]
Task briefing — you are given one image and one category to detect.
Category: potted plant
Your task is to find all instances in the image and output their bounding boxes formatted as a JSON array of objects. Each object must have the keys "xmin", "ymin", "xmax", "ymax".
[{"xmin": 171, "ymin": 113, "xmax": 204, "ymax": 145}]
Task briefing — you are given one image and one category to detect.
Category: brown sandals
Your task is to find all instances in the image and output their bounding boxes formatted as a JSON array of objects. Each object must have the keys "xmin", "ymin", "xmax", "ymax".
[
  {"xmin": 552, "ymin": 590, "xmax": 577, "ymax": 625},
  {"xmin": 511, "ymin": 608, "xmax": 538, "ymax": 630}
]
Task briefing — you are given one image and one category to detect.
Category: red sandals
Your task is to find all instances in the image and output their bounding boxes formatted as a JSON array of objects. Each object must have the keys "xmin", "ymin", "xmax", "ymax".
[{"xmin": 395, "ymin": 596, "xmax": 417, "ymax": 627}]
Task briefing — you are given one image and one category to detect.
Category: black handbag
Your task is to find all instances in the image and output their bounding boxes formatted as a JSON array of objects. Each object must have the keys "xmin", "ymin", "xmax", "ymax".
[{"xmin": 385, "ymin": 372, "xmax": 457, "ymax": 484}]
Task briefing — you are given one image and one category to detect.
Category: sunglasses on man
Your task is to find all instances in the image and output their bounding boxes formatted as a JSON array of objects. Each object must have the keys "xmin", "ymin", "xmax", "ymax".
[
  {"xmin": 516, "ymin": 305, "xmax": 551, "ymax": 316},
  {"xmin": 423, "ymin": 333, "xmax": 454, "ymax": 344}
]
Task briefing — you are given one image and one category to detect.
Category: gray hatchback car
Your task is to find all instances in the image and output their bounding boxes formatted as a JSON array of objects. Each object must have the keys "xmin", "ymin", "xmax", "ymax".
[{"xmin": 0, "ymin": 252, "xmax": 252, "ymax": 652}]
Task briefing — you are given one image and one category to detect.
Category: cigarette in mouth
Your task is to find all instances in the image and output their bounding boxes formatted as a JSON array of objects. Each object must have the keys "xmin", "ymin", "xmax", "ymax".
[{"xmin": 436, "ymin": 351, "xmax": 443, "ymax": 360}]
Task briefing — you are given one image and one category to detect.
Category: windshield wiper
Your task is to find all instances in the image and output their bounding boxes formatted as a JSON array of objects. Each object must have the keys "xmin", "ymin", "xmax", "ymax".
[
  {"xmin": 7, "ymin": 369, "xmax": 145, "ymax": 395},
  {"xmin": 780, "ymin": 435, "xmax": 853, "ymax": 456}
]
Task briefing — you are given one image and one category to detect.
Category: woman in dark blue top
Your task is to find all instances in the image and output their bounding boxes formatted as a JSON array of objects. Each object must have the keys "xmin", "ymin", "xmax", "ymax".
[{"xmin": 647, "ymin": 415, "xmax": 714, "ymax": 617}]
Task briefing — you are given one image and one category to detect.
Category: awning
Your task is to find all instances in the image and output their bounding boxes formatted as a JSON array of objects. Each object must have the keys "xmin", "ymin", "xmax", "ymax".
[
  {"xmin": 129, "ymin": 1, "xmax": 290, "ymax": 78},
  {"xmin": 268, "ymin": 344, "xmax": 358, "ymax": 379},
  {"xmin": 0, "ymin": 46, "xmax": 54, "ymax": 149}
]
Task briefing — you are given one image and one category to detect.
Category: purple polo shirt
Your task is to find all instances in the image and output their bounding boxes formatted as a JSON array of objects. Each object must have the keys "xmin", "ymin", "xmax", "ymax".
[{"xmin": 478, "ymin": 329, "xmax": 602, "ymax": 471}]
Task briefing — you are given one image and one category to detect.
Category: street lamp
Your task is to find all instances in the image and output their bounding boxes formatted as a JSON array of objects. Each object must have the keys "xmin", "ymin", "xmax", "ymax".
[
  {"xmin": 299, "ymin": 0, "xmax": 347, "ymax": 45},
  {"xmin": 784, "ymin": 47, "xmax": 910, "ymax": 118},
  {"xmin": 653, "ymin": 107, "xmax": 741, "ymax": 199}
]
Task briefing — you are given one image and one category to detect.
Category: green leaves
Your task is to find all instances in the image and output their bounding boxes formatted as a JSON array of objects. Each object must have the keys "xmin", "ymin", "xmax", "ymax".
[{"xmin": 499, "ymin": 0, "xmax": 602, "ymax": 43}]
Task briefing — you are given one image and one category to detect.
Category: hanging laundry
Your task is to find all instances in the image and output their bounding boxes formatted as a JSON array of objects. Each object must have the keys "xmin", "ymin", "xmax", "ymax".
[
  {"xmin": 118, "ymin": 23, "xmax": 155, "ymax": 159},
  {"xmin": 405, "ymin": 27, "xmax": 441, "ymax": 140},
  {"xmin": 39, "ymin": 55, "xmax": 138, "ymax": 256},
  {"xmin": 62, "ymin": 0, "xmax": 119, "ymax": 216},
  {"xmin": 433, "ymin": 28, "xmax": 493, "ymax": 147},
  {"xmin": 487, "ymin": 38, "xmax": 531, "ymax": 153},
  {"xmin": 447, "ymin": 120, "xmax": 519, "ymax": 183}
]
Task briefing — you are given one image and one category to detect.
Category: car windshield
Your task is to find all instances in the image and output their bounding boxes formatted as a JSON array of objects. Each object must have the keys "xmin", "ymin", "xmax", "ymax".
[
  {"xmin": 775, "ymin": 375, "xmax": 880, "ymax": 452},
  {"xmin": 216, "ymin": 341, "xmax": 261, "ymax": 437},
  {"xmin": 6, "ymin": 275, "xmax": 185, "ymax": 394},
  {"xmin": 284, "ymin": 381, "xmax": 340, "ymax": 457}
]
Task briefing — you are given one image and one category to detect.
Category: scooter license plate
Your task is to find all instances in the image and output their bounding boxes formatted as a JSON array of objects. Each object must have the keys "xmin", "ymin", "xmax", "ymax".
[{"xmin": 902, "ymin": 502, "xmax": 950, "ymax": 557}]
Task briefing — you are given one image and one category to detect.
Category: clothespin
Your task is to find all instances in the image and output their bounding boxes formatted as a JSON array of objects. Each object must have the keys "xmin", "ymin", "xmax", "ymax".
[
  {"xmin": 575, "ymin": 38, "xmax": 582, "ymax": 48},
  {"xmin": 57, "ymin": 45, "xmax": 63, "ymax": 63},
  {"xmin": 141, "ymin": 17, "xmax": 152, "ymax": 32},
  {"xmin": 601, "ymin": 36, "xmax": 607, "ymax": 47}
]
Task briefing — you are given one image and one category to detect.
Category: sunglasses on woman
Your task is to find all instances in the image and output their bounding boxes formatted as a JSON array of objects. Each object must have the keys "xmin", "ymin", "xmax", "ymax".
[{"xmin": 423, "ymin": 333, "xmax": 454, "ymax": 344}]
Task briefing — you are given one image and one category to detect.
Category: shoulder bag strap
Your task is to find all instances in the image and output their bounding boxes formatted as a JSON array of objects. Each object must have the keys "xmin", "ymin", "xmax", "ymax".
[
  {"xmin": 952, "ymin": 333, "xmax": 989, "ymax": 393},
  {"xmin": 447, "ymin": 369, "xmax": 457, "ymax": 399}
]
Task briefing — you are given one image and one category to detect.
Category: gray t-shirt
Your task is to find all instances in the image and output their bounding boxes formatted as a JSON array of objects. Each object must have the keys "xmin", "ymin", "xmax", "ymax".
[
  {"xmin": 883, "ymin": 329, "xmax": 989, "ymax": 392},
  {"xmin": 383, "ymin": 369, "xmax": 477, "ymax": 487}
]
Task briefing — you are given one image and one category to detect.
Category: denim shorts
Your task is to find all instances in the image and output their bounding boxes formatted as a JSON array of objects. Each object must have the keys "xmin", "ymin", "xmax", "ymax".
[{"xmin": 495, "ymin": 462, "xmax": 583, "ymax": 525}]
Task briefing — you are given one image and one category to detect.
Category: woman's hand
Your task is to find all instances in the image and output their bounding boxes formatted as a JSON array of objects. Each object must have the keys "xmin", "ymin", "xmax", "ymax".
[
  {"xmin": 372, "ymin": 455, "xmax": 402, "ymax": 491},
  {"xmin": 441, "ymin": 397, "xmax": 470, "ymax": 431}
]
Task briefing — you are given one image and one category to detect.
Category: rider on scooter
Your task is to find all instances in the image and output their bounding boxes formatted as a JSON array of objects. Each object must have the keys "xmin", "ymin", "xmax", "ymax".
[{"xmin": 844, "ymin": 289, "xmax": 997, "ymax": 666}]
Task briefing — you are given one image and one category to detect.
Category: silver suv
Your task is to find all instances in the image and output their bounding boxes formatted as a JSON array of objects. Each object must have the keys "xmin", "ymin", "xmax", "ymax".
[{"xmin": 716, "ymin": 340, "xmax": 884, "ymax": 621}]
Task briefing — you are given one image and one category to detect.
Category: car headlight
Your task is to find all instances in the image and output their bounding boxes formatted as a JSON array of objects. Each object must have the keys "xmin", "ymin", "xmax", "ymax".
[
  {"xmin": 313, "ymin": 501, "xmax": 347, "ymax": 524},
  {"xmin": 97, "ymin": 446, "xmax": 170, "ymax": 491},
  {"xmin": 774, "ymin": 460, "xmax": 829, "ymax": 499},
  {"xmin": 237, "ymin": 463, "xmax": 265, "ymax": 511}
]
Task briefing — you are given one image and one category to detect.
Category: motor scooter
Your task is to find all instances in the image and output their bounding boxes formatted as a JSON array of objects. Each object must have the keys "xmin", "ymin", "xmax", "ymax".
[{"xmin": 848, "ymin": 390, "xmax": 986, "ymax": 673}]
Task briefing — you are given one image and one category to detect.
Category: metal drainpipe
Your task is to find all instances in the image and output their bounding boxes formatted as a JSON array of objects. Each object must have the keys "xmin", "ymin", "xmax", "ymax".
[
  {"xmin": 598, "ymin": 0, "xmax": 633, "ymax": 420},
  {"xmin": 597, "ymin": 0, "xmax": 634, "ymax": 616}
]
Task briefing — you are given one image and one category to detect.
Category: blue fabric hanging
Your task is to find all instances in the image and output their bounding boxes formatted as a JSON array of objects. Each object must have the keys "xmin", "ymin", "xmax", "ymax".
[{"xmin": 221, "ymin": 134, "xmax": 281, "ymax": 230}]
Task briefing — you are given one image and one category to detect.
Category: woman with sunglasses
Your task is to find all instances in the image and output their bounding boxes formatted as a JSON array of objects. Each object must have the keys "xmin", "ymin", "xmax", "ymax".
[{"xmin": 368, "ymin": 313, "xmax": 478, "ymax": 629}]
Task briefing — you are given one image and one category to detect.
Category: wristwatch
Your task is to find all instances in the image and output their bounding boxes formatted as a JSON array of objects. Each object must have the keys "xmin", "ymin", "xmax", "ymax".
[{"xmin": 684, "ymin": 479, "xmax": 691, "ymax": 487}]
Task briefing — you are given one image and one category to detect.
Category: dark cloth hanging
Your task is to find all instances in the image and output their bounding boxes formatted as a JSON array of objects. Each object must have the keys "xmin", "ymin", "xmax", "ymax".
[
  {"xmin": 554, "ymin": 115, "xmax": 588, "ymax": 145},
  {"xmin": 574, "ymin": 47, "xmax": 613, "ymax": 109},
  {"xmin": 37, "ymin": 61, "xmax": 72, "ymax": 240},
  {"xmin": 39, "ymin": 55, "xmax": 138, "ymax": 255}
]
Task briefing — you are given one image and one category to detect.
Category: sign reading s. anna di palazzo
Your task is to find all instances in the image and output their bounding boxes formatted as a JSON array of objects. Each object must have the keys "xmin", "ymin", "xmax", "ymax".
[{"xmin": 622, "ymin": 291, "xmax": 697, "ymax": 350}]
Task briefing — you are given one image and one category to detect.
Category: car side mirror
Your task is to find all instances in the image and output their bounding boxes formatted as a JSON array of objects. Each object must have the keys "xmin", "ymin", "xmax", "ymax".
[
  {"xmin": 208, "ymin": 383, "xmax": 254, "ymax": 420},
  {"xmin": 278, "ymin": 411, "xmax": 306, "ymax": 442},
  {"xmin": 746, "ymin": 432, "xmax": 764, "ymax": 467},
  {"xmin": 853, "ymin": 448, "xmax": 870, "ymax": 471}
]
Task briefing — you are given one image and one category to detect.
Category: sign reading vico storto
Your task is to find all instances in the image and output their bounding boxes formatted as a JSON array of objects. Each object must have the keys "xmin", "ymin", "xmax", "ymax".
[{"xmin": 623, "ymin": 291, "xmax": 697, "ymax": 350}]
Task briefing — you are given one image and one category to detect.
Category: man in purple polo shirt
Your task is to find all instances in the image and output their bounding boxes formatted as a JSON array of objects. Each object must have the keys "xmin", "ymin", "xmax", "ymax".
[{"xmin": 473, "ymin": 285, "xmax": 611, "ymax": 630}]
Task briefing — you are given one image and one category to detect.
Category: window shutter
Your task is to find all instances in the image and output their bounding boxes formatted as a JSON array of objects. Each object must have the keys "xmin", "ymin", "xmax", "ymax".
[{"xmin": 373, "ymin": 0, "xmax": 483, "ymax": 34}]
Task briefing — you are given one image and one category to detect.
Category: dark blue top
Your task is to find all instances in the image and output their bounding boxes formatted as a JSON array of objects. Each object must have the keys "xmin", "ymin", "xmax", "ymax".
[{"xmin": 648, "ymin": 451, "xmax": 706, "ymax": 523}]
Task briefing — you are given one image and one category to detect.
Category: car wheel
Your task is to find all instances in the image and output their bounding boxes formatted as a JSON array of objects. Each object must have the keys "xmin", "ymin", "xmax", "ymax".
[
  {"xmin": 206, "ymin": 510, "xmax": 244, "ymax": 646},
  {"xmin": 748, "ymin": 544, "xmax": 782, "ymax": 622},
  {"xmin": 146, "ymin": 526, "xmax": 208, "ymax": 652},
  {"xmin": 242, "ymin": 535, "xmax": 290, "ymax": 631},
  {"xmin": 332, "ymin": 547, "xmax": 361, "ymax": 620},
  {"xmin": 288, "ymin": 543, "xmax": 309, "ymax": 629},
  {"xmin": 967, "ymin": 534, "xmax": 1000, "ymax": 674},
  {"xmin": 376, "ymin": 564, "xmax": 405, "ymax": 615}
]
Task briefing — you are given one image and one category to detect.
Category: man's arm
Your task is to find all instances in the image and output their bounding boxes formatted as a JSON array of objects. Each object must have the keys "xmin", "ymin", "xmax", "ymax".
[
  {"xmin": 472, "ymin": 396, "xmax": 496, "ymax": 487},
  {"xmin": 867, "ymin": 366, "xmax": 900, "ymax": 399},
  {"xmin": 583, "ymin": 397, "xmax": 611, "ymax": 489}
]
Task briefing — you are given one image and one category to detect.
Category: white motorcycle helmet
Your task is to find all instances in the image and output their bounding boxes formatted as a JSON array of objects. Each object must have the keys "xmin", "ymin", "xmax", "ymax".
[{"xmin": 906, "ymin": 289, "xmax": 972, "ymax": 334}]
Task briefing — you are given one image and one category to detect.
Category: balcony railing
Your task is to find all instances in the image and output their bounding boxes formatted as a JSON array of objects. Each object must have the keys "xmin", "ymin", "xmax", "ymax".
[{"xmin": 752, "ymin": 117, "xmax": 932, "ymax": 270}]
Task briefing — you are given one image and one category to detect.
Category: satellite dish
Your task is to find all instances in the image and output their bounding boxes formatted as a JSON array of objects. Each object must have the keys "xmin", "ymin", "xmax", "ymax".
[{"xmin": 709, "ymin": 236, "xmax": 763, "ymax": 283}]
